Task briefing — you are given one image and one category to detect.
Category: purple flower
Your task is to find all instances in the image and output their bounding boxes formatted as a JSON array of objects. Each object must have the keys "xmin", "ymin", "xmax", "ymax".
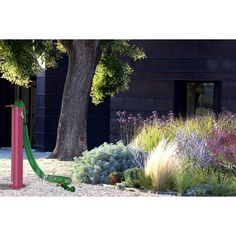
[
  {"xmin": 121, "ymin": 118, "xmax": 127, "ymax": 123},
  {"xmin": 174, "ymin": 129, "xmax": 212, "ymax": 167},
  {"xmin": 167, "ymin": 111, "xmax": 174, "ymax": 121},
  {"xmin": 152, "ymin": 111, "xmax": 158, "ymax": 116},
  {"xmin": 116, "ymin": 111, "xmax": 121, "ymax": 116}
]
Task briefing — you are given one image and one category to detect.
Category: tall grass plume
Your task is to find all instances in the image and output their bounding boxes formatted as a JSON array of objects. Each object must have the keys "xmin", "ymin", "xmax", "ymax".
[{"xmin": 144, "ymin": 139, "xmax": 178, "ymax": 190}]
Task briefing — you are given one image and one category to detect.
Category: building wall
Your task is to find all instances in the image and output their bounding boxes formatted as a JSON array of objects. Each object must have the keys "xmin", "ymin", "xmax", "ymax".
[
  {"xmin": 31, "ymin": 40, "xmax": 236, "ymax": 149},
  {"xmin": 34, "ymin": 60, "xmax": 66, "ymax": 151},
  {"xmin": 222, "ymin": 81, "xmax": 236, "ymax": 112},
  {"xmin": 0, "ymin": 80, "xmax": 14, "ymax": 147},
  {"xmin": 110, "ymin": 40, "xmax": 236, "ymax": 142},
  {"xmin": 109, "ymin": 79, "xmax": 175, "ymax": 142}
]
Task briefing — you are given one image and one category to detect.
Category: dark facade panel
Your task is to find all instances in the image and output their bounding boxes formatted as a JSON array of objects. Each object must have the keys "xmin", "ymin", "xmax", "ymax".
[
  {"xmin": 110, "ymin": 97, "xmax": 173, "ymax": 112},
  {"xmin": 222, "ymin": 81, "xmax": 236, "ymax": 112},
  {"xmin": 36, "ymin": 107, "xmax": 60, "ymax": 117},
  {"xmin": 222, "ymin": 98, "xmax": 236, "ymax": 112},
  {"xmin": 119, "ymin": 80, "xmax": 174, "ymax": 97},
  {"xmin": 131, "ymin": 58, "xmax": 236, "ymax": 73},
  {"xmin": 45, "ymin": 78, "xmax": 66, "ymax": 95},
  {"xmin": 35, "ymin": 95, "xmax": 46, "ymax": 108},
  {"xmin": 222, "ymin": 81, "xmax": 236, "ymax": 98},
  {"xmin": 193, "ymin": 72, "xmax": 236, "ymax": 81},
  {"xmin": 87, "ymin": 133, "xmax": 110, "ymax": 150},
  {"xmin": 131, "ymin": 40, "xmax": 236, "ymax": 59},
  {"xmin": 45, "ymin": 70, "xmax": 68, "ymax": 79},
  {"xmin": 35, "ymin": 117, "xmax": 45, "ymax": 132},
  {"xmin": 87, "ymin": 97, "xmax": 110, "ymax": 150},
  {"xmin": 34, "ymin": 133, "xmax": 45, "ymax": 148},
  {"xmin": 195, "ymin": 40, "xmax": 236, "ymax": 59},
  {"xmin": 109, "ymin": 117, "xmax": 121, "ymax": 143},
  {"xmin": 45, "ymin": 94, "xmax": 63, "ymax": 108},
  {"xmin": 44, "ymin": 133, "xmax": 57, "ymax": 150},
  {"xmin": 198, "ymin": 59, "xmax": 236, "ymax": 72},
  {"xmin": 130, "ymin": 40, "xmax": 198, "ymax": 58},
  {"xmin": 0, "ymin": 80, "xmax": 14, "ymax": 147},
  {"xmin": 132, "ymin": 71, "xmax": 236, "ymax": 81},
  {"xmin": 130, "ymin": 58, "xmax": 198, "ymax": 72}
]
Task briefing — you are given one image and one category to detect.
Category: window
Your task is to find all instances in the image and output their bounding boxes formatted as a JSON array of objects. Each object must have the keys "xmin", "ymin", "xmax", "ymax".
[
  {"xmin": 186, "ymin": 83, "xmax": 214, "ymax": 116},
  {"xmin": 174, "ymin": 81, "xmax": 221, "ymax": 117}
]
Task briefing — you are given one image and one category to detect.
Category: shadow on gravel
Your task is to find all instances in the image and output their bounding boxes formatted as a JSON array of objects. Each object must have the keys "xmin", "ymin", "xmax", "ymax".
[{"xmin": 0, "ymin": 184, "xmax": 12, "ymax": 190}]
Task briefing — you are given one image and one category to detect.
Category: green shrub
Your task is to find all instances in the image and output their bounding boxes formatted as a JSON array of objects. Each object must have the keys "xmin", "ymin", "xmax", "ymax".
[
  {"xmin": 184, "ymin": 167, "xmax": 236, "ymax": 196},
  {"xmin": 173, "ymin": 160, "xmax": 195, "ymax": 195},
  {"xmin": 131, "ymin": 125, "xmax": 164, "ymax": 152},
  {"xmin": 124, "ymin": 167, "xmax": 143, "ymax": 188},
  {"xmin": 74, "ymin": 142, "xmax": 135, "ymax": 184},
  {"xmin": 124, "ymin": 167, "xmax": 151, "ymax": 188},
  {"xmin": 206, "ymin": 172, "xmax": 234, "ymax": 196},
  {"xmin": 186, "ymin": 184, "xmax": 214, "ymax": 196}
]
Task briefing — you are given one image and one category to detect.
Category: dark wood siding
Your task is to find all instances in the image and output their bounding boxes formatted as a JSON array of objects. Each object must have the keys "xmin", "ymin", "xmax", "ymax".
[
  {"xmin": 87, "ymin": 97, "xmax": 110, "ymax": 150},
  {"xmin": 0, "ymin": 79, "xmax": 14, "ymax": 147},
  {"xmin": 222, "ymin": 81, "xmax": 236, "ymax": 112},
  {"xmin": 110, "ymin": 79, "xmax": 175, "ymax": 142},
  {"xmin": 110, "ymin": 40, "xmax": 236, "ymax": 142},
  {"xmin": 30, "ymin": 40, "xmax": 236, "ymax": 147}
]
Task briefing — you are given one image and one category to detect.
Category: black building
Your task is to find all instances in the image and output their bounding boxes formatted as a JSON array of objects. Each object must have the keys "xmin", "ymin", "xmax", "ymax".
[{"xmin": 0, "ymin": 40, "xmax": 236, "ymax": 151}]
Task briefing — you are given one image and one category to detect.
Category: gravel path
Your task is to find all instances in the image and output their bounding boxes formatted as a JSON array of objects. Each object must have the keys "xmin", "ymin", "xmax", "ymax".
[{"xmin": 0, "ymin": 159, "xmax": 158, "ymax": 197}]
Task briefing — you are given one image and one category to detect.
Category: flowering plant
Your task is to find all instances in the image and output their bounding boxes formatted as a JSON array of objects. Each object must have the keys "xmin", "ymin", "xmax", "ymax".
[
  {"xmin": 207, "ymin": 129, "xmax": 236, "ymax": 169},
  {"xmin": 116, "ymin": 110, "xmax": 174, "ymax": 145},
  {"xmin": 116, "ymin": 111, "xmax": 144, "ymax": 145},
  {"xmin": 173, "ymin": 129, "xmax": 212, "ymax": 167}
]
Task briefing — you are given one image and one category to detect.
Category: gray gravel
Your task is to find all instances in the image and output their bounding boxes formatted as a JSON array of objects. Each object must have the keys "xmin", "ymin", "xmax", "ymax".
[
  {"xmin": 0, "ymin": 175, "xmax": 158, "ymax": 197},
  {"xmin": 0, "ymin": 147, "xmax": 51, "ymax": 159},
  {"xmin": 0, "ymin": 158, "xmax": 158, "ymax": 197}
]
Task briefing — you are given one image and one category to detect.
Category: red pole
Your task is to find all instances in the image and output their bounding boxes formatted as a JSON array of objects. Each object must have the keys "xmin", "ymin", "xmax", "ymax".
[{"xmin": 11, "ymin": 105, "xmax": 23, "ymax": 189}]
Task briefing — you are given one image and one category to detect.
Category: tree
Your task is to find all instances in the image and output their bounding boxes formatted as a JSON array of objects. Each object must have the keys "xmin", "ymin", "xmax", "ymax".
[{"xmin": 0, "ymin": 40, "xmax": 145, "ymax": 160}]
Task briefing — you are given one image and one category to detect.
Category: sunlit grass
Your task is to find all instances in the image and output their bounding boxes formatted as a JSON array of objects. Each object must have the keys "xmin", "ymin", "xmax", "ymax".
[
  {"xmin": 131, "ymin": 113, "xmax": 220, "ymax": 152},
  {"xmin": 144, "ymin": 139, "xmax": 178, "ymax": 190}
]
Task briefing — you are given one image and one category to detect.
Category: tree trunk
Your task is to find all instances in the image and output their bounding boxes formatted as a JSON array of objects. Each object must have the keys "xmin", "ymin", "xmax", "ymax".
[{"xmin": 48, "ymin": 40, "xmax": 99, "ymax": 161}]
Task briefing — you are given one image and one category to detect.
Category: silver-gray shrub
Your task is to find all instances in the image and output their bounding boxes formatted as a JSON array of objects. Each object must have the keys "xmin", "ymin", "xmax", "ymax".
[
  {"xmin": 173, "ymin": 129, "xmax": 212, "ymax": 167},
  {"xmin": 128, "ymin": 145, "xmax": 149, "ymax": 168},
  {"xmin": 74, "ymin": 142, "xmax": 135, "ymax": 184}
]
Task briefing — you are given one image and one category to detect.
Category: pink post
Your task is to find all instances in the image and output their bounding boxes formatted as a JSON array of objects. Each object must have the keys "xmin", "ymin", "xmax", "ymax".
[{"xmin": 10, "ymin": 105, "xmax": 23, "ymax": 189}]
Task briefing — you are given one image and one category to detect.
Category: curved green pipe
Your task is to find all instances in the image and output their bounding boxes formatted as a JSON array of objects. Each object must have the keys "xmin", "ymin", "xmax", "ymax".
[{"xmin": 15, "ymin": 100, "xmax": 75, "ymax": 192}]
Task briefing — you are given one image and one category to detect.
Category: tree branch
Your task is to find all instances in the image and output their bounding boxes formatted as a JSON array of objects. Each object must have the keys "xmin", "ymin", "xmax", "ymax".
[{"xmin": 60, "ymin": 40, "xmax": 73, "ymax": 52}]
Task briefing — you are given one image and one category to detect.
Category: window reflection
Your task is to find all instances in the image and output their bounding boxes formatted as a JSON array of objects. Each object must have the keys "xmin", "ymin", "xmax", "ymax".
[{"xmin": 186, "ymin": 83, "xmax": 214, "ymax": 116}]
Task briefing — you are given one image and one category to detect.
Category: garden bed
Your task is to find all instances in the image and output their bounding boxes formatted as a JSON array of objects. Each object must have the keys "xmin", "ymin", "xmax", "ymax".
[{"xmin": 72, "ymin": 111, "xmax": 236, "ymax": 197}]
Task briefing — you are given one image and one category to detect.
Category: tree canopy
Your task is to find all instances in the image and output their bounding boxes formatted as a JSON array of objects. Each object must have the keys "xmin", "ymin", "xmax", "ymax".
[
  {"xmin": 0, "ymin": 40, "xmax": 145, "ymax": 103},
  {"xmin": 0, "ymin": 40, "xmax": 63, "ymax": 86},
  {"xmin": 91, "ymin": 40, "xmax": 145, "ymax": 104}
]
